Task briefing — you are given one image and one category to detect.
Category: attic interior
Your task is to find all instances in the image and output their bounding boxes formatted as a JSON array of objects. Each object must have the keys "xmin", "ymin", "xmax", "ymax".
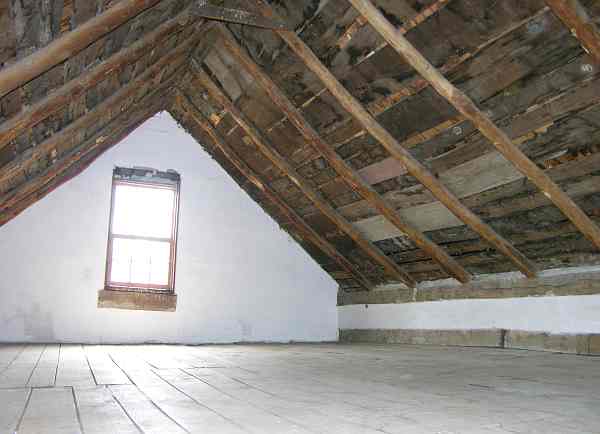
[{"xmin": 1, "ymin": 0, "xmax": 600, "ymax": 432}]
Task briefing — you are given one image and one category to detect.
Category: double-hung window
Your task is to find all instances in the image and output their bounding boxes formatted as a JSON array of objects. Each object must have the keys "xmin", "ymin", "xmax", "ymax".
[{"xmin": 105, "ymin": 167, "xmax": 180, "ymax": 293}]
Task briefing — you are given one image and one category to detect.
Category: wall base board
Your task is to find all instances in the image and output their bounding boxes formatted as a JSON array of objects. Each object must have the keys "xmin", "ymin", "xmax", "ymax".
[{"xmin": 339, "ymin": 329, "xmax": 600, "ymax": 356}]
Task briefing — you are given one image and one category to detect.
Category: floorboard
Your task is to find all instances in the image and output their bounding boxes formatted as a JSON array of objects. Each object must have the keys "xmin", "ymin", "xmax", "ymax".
[
  {"xmin": 0, "ymin": 344, "xmax": 596, "ymax": 433},
  {"xmin": 19, "ymin": 387, "xmax": 81, "ymax": 434}
]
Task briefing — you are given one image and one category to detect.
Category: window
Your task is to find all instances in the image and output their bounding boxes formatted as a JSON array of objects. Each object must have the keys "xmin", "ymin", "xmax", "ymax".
[{"xmin": 104, "ymin": 167, "xmax": 180, "ymax": 293}]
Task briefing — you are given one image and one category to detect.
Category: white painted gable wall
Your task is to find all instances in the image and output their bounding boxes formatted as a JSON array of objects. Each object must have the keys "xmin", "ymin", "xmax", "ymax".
[{"xmin": 0, "ymin": 112, "xmax": 338, "ymax": 343}]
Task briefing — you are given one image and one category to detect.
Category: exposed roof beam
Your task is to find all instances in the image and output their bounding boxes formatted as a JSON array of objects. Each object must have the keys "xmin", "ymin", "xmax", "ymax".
[
  {"xmin": 347, "ymin": 0, "xmax": 600, "ymax": 253},
  {"xmin": 198, "ymin": 56, "xmax": 414, "ymax": 288},
  {"xmin": 0, "ymin": 16, "xmax": 210, "ymax": 154},
  {"xmin": 0, "ymin": 31, "xmax": 197, "ymax": 193},
  {"xmin": 211, "ymin": 31, "xmax": 471, "ymax": 284},
  {"xmin": 0, "ymin": 0, "xmax": 169, "ymax": 99},
  {"xmin": 227, "ymin": 0, "xmax": 452, "ymax": 139},
  {"xmin": 172, "ymin": 91, "xmax": 374, "ymax": 291},
  {"xmin": 545, "ymin": 0, "xmax": 600, "ymax": 63},
  {"xmin": 254, "ymin": 2, "xmax": 537, "ymax": 279},
  {"xmin": 192, "ymin": 2, "xmax": 287, "ymax": 30},
  {"xmin": 0, "ymin": 86, "xmax": 171, "ymax": 227},
  {"xmin": 230, "ymin": 6, "xmax": 549, "ymax": 171}
]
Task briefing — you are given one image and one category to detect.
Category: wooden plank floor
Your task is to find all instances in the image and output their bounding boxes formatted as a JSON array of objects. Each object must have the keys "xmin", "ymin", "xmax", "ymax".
[{"xmin": 0, "ymin": 343, "xmax": 598, "ymax": 433}]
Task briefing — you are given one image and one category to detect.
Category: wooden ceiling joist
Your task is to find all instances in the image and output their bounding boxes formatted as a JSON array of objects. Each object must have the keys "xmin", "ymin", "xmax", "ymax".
[
  {"xmin": 348, "ymin": 0, "xmax": 600, "ymax": 253},
  {"xmin": 0, "ymin": 31, "xmax": 198, "ymax": 191},
  {"xmin": 191, "ymin": 60, "xmax": 414, "ymax": 288},
  {"xmin": 173, "ymin": 92, "xmax": 374, "ymax": 291},
  {"xmin": 0, "ymin": 0, "xmax": 168, "ymax": 99},
  {"xmin": 254, "ymin": 2, "xmax": 537, "ymax": 279},
  {"xmin": 213, "ymin": 28, "xmax": 471, "ymax": 284},
  {"xmin": 0, "ymin": 14, "xmax": 209, "ymax": 154},
  {"xmin": 545, "ymin": 0, "xmax": 600, "ymax": 63}
]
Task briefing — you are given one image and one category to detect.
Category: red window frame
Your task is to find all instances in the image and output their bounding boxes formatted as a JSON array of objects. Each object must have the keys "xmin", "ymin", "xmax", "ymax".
[{"xmin": 104, "ymin": 177, "xmax": 180, "ymax": 293}]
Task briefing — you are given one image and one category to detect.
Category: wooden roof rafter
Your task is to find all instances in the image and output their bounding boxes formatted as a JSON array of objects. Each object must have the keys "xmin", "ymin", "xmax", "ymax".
[
  {"xmin": 0, "ymin": 14, "xmax": 210, "ymax": 155},
  {"xmin": 0, "ymin": 28, "xmax": 200, "ymax": 193},
  {"xmin": 188, "ymin": 52, "xmax": 415, "ymax": 288},
  {"xmin": 0, "ymin": 0, "xmax": 167, "ymax": 98},
  {"xmin": 0, "ymin": 80, "xmax": 174, "ymax": 226},
  {"xmin": 346, "ymin": 0, "xmax": 600, "ymax": 253},
  {"xmin": 172, "ymin": 91, "xmax": 374, "ymax": 291},
  {"xmin": 226, "ymin": 0, "xmax": 453, "ymax": 140},
  {"xmin": 545, "ymin": 0, "xmax": 600, "ymax": 63},
  {"xmin": 254, "ymin": 1, "xmax": 538, "ymax": 279},
  {"xmin": 260, "ymin": 5, "xmax": 553, "ymax": 192},
  {"xmin": 214, "ymin": 26, "xmax": 472, "ymax": 284}
]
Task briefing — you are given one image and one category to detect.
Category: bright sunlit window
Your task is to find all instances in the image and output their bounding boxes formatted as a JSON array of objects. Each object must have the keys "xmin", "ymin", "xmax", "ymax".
[{"xmin": 105, "ymin": 167, "xmax": 180, "ymax": 292}]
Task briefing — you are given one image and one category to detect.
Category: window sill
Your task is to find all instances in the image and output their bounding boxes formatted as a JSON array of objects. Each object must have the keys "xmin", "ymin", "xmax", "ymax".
[{"xmin": 98, "ymin": 289, "xmax": 177, "ymax": 312}]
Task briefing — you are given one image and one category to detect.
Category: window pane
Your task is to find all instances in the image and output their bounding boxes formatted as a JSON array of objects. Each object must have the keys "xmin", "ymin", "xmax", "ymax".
[
  {"xmin": 112, "ymin": 184, "xmax": 175, "ymax": 238},
  {"xmin": 110, "ymin": 238, "xmax": 171, "ymax": 286}
]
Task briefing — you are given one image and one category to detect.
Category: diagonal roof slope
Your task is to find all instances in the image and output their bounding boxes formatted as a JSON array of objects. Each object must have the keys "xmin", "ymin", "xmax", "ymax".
[{"xmin": 2, "ymin": 0, "xmax": 600, "ymax": 292}]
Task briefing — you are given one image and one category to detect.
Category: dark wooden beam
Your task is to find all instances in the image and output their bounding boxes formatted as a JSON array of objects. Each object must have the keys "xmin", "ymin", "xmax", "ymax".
[
  {"xmin": 194, "ymin": 48, "xmax": 470, "ymax": 284},
  {"xmin": 0, "ymin": 87, "xmax": 171, "ymax": 227},
  {"xmin": 0, "ymin": 17, "xmax": 210, "ymax": 154},
  {"xmin": 252, "ymin": 4, "xmax": 538, "ymax": 279},
  {"xmin": 193, "ymin": 2, "xmax": 287, "ymax": 30},
  {"xmin": 545, "ymin": 0, "xmax": 600, "ymax": 63},
  {"xmin": 227, "ymin": 0, "xmax": 453, "ymax": 139},
  {"xmin": 0, "ymin": 0, "xmax": 171, "ymax": 99},
  {"xmin": 0, "ymin": 31, "xmax": 198, "ymax": 192},
  {"xmin": 347, "ymin": 0, "xmax": 600, "ymax": 253},
  {"xmin": 172, "ymin": 91, "xmax": 374, "ymax": 291}
]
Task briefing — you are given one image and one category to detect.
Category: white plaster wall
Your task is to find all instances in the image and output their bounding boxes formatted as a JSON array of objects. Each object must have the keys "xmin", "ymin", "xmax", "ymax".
[
  {"xmin": 338, "ymin": 295, "xmax": 600, "ymax": 334},
  {"xmin": 0, "ymin": 112, "xmax": 338, "ymax": 344}
]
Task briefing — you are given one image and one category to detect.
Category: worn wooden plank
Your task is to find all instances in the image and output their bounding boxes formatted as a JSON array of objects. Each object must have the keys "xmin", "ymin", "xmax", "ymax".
[
  {"xmin": 349, "ymin": 0, "xmax": 600, "ymax": 253},
  {"xmin": 0, "ymin": 344, "xmax": 25, "ymax": 371},
  {"xmin": 84, "ymin": 346, "xmax": 131, "ymax": 385},
  {"xmin": 55, "ymin": 345, "xmax": 96, "ymax": 388},
  {"xmin": 28, "ymin": 344, "xmax": 60, "ymax": 388},
  {"xmin": 353, "ymin": 146, "xmax": 600, "ymax": 242},
  {"xmin": 109, "ymin": 384, "xmax": 188, "ymax": 433},
  {"xmin": 172, "ymin": 93, "xmax": 375, "ymax": 290},
  {"xmin": 546, "ymin": 0, "xmax": 600, "ymax": 63},
  {"xmin": 19, "ymin": 388, "xmax": 82, "ymax": 434},
  {"xmin": 75, "ymin": 386, "xmax": 140, "ymax": 434},
  {"xmin": 255, "ymin": 5, "xmax": 538, "ymax": 279},
  {"xmin": 0, "ymin": 0, "xmax": 166, "ymax": 98},
  {"xmin": 0, "ymin": 345, "xmax": 44, "ymax": 388},
  {"xmin": 157, "ymin": 368, "xmax": 313, "ymax": 433},
  {"xmin": 0, "ymin": 388, "xmax": 29, "ymax": 433}
]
